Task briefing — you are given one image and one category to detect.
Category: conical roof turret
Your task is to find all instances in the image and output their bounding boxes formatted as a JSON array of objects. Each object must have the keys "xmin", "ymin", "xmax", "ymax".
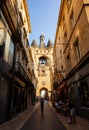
[
  {"xmin": 47, "ymin": 39, "xmax": 53, "ymax": 47},
  {"xmin": 31, "ymin": 39, "xmax": 37, "ymax": 47}
]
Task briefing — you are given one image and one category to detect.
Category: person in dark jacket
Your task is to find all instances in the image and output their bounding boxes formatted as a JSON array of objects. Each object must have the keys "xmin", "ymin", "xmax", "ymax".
[
  {"xmin": 40, "ymin": 98, "xmax": 44, "ymax": 112},
  {"xmin": 68, "ymin": 102, "xmax": 76, "ymax": 124},
  {"xmin": 68, "ymin": 85, "xmax": 76, "ymax": 124}
]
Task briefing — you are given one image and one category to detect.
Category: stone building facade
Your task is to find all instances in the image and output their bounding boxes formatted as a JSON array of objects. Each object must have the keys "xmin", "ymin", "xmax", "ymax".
[
  {"xmin": 0, "ymin": 0, "xmax": 34, "ymax": 123},
  {"xmin": 54, "ymin": 0, "xmax": 89, "ymax": 119},
  {"xmin": 30, "ymin": 34, "xmax": 54, "ymax": 100}
]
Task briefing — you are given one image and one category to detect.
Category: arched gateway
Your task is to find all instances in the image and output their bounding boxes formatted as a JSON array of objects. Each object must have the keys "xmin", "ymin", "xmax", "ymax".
[{"xmin": 40, "ymin": 87, "xmax": 48, "ymax": 99}]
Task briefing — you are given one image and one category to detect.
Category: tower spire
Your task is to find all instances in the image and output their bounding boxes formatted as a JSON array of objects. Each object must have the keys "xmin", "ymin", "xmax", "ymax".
[{"xmin": 39, "ymin": 34, "xmax": 45, "ymax": 48}]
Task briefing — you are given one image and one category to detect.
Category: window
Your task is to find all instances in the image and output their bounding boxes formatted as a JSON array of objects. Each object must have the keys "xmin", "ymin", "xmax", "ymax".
[
  {"xmin": 40, "ymin": 60, "xmax": 46, "ymax": 64},
  {"xmin": 79, "ymin": 80, "xmax": 89, "ymax": 107},
  {"xmin": 59, "ymin": 36, "xmax": 60, "ymax": 41},
  {"xmin": 64, "ymin": 30, "xmax": 68, "ymax": 43},
  {"xmin": 66, "ymin": 53, "xmax": 71, "ymax": 72},
  {"xmin": 42, "ymin": 81, "xmax": 45, "ymax": 85},
  {"xmin": 0, "ymin": 19, "xmax": 5, "ymax": 58},
  {"xmin": 16, "ymin": 49, "xmax": 20, "ymax": 62},
  {"xmin": 70, "ymin": 11, "xmax": 76, "ymax": 28},
  {"xmin": 0, "ymin": 45, "xmax": 3, "ymax": 58},
  {"xmin": 67, "ymin": 0, "xmax": 72, "ymax": 12},
  {"xmin": 4, "ymin": 31, "xmax": 14, "ymax": 66},
  {"xmin": 61, "ymin": 65, "xmax": 63, "ymax": 70},
  {"xmin": 62, "ymin": 15, "xmax": 66, "ymax": 31},
  {"xmin": 74, "ymin": 38, "xmax": 81, "ymax": 61},
  {"xmin": 8, "ymin": 40, "xmax": 14, "ymax": 65},
  {"xmin": 60, "ymin": 50, "xmax": 62, "ymax": 59},
  {"xmin": 39, "ymin": 56, "xmax": 47, "ymax": 65},
  {"xmin": 67, "ymin": 0, "xmax": 72, "ymax": 6},
  {"xmin": 0, "ymin": 28, "xmax": 5, "ymax": 44}
]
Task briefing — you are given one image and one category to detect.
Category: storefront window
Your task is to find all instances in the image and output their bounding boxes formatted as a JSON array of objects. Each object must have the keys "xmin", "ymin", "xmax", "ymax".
[{"xmin": 79, "ymin": 80, "xmax": 89, "ymax": 107}]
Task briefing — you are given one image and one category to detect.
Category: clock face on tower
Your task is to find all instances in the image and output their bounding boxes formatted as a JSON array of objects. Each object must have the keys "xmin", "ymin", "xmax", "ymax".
[
  {"xmin": 38, "ymin": 66, "xmax": 46, "ymax": 77},
  {"xmin": 41, "ymin": 69, "xmax": 45, "ymax": 76}
]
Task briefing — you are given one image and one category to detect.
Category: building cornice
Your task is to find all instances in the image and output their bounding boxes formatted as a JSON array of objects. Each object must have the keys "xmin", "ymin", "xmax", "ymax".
[
  {"xmin": 23, "ymin": 0, "xmax": 32, "ymax": 33},
  {"xmin": 54, "ymin": 0, "xmax": 65, "ymax": 43}
]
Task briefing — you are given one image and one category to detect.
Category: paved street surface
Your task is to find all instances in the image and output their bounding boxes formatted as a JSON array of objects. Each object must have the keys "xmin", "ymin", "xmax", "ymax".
[
  {"xmin": 50, "ymin": 104, "xmax": 89, "ymax": 130},
  {"xmin": 57, "ymin": 111, "xmax": 89, "ymax": 130},
  {"xmin": 0, "ymin": 103, "xmax": 39, "ymax": 130},
  {"xmin": 0, "ymin": 101, "xmax": 89, "ymax": 130},
  {"xmin": 21, "ymin": 102, "xmax": 67, "ymax": 130}
]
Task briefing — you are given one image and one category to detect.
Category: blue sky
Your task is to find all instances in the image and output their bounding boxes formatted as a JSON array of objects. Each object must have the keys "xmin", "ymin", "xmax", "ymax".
[{"xmin": 27, "ymin": 0, "xmax": 61, "ymax": 45}]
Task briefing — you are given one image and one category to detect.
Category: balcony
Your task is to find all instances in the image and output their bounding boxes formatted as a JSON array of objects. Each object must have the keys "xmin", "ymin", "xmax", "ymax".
[{"xmin": 15, "ymin": 62, "xmax": 30, "ymax": 83}]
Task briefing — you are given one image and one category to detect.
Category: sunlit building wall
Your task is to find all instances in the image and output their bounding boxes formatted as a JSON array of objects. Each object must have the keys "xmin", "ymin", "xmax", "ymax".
[
  {"xmin": 0, "ymin": 0, "xmax": 33, "ymax": 123},
  {"xmin": 54, "ymin": 0, "xmax": 89, "ymax": 119}
]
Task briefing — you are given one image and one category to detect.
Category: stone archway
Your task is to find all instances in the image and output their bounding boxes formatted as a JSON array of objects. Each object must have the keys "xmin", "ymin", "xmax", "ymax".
[{"xmin": 40, "ymin": 87, "xmax": 48, "ymax": 100}]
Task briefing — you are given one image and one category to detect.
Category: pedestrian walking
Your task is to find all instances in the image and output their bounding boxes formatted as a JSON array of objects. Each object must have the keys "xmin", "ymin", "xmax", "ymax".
[
  {"xmin": 68, "ymin": 101, "xmax": 76, "ymax": 124},
  {"xmin": 40, "ymin": 98, "xmax": 44, "ymax": 112},
  {"xmin": 68, "ymin": 85, "xmax": 76, "ymax": 124}
]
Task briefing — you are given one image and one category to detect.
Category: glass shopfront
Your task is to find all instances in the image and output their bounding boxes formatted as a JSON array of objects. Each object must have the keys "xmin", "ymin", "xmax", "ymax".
[{"xmin": 79, "ymin": 78, "xmax": 89, "ymax": 107}]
